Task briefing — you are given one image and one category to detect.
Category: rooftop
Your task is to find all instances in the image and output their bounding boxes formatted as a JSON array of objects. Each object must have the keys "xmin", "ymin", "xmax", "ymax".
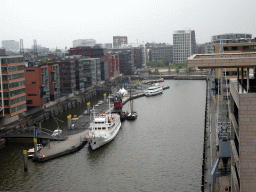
[{"xmin": 187, "ymin": 52, "xmax": 256, "ymax": 68}]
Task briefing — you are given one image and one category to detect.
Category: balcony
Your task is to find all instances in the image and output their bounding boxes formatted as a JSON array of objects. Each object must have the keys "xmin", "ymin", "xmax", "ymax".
[
  {"xmin": 231, "ymin": 140, "xmax": 240, "ymax": 175},
  {"xmin": 230, "ymin": 112, "xmax": 239, "ymax": 137},
  {"xmin": 231, "ymin": 165, "xmax": 240, "ymax": 192}
]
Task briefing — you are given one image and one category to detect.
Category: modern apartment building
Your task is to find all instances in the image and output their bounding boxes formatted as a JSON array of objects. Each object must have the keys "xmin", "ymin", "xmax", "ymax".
[
  {"xmin": 0, "ymin": 56, "xmax": 26, "ymax": 117},
  {"xmin": 54, "ymin": 60, "xmax": 76, "ymax": 96},
  {"xmin": 212, "ymin": 33, "xmax": 252, "ymax": 44},
  {"xmin": 173, "ymin": 30, "xmax": 196, "ymax": 64},
  {"xmin": 113, "ymin": 36, "xmax": 128, "ymax": 48},
  {"xmin": 73, "ymin": 39, "xmax": 96, "ymax": 47},
  {"xmin": 25, "ymin": 61, "xmax": 50, "ymax": 107},
  {"xmin": 106, "ymin": 49, "xmax": 134, "ymax": 75},
  {"xmin": 47, "ymin": 63, "xmax": 60, "ymax": 101},
  {"xmin": 104, "ymin": 54, "xmax": 120, "ymax": 79},
  {"xmin": 151, "ymin": 46, "xmax": 173, "ymax": 65},
  {"xmin": 78, "ymin": 58, "xmax": 101, "ymax": 88},
  {"xmin": 1, "ymin": 40, "xmax": 19, "ymax": 52}
]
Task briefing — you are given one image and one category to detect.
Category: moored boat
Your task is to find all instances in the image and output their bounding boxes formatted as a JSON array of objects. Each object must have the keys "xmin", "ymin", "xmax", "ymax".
[
  {"xmin": 127, "ymin": 89, "xmax": 138, "ymax": 120},
  {"xmin": 144, "ymin": 83, "xmax": 163, "ymax": 96},
  {"xmin": 87, "ymin": 112, "xmax": 121, "ymax": 150}
]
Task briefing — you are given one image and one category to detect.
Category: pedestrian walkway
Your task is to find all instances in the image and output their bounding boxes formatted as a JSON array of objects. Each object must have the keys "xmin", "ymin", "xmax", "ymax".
[{"xmin": 38, "ymin": 130, "xmax": 88, "ymax": 162}]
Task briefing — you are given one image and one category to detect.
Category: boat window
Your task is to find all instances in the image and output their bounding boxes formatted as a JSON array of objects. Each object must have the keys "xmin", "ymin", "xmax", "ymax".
[
  {"xmin": 98, "ymin": 128, "xmax": 101, "ymax": 130},
  {"xmin": 102, "ymin": 127, "xmax": 106, "ymax": 130}
]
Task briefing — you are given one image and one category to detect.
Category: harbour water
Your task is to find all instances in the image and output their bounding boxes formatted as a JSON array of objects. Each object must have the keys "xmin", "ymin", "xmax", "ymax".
[{"xmin": 0, "ymin": 80, "xmax": 206, "ymax": 191}]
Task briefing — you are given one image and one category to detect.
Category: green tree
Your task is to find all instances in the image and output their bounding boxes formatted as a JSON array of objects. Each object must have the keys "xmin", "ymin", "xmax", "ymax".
[
  {"xmin": 176, "ymin": 67, "xmax": 179, "ymax": 74},
  {"xmin": 157, "ymin": 60, "xmax": 165, "ymax": 68},
  {"xmin": 168, "ymin": 65, "xmax": 171, "ymax": 74},
  {"xmin": 186, "ymin": 67, "xmax": 192, "ymax": 74},
  {"xmin": 154, "ymin": 68, "xmax": 158, "ymax": 74}
]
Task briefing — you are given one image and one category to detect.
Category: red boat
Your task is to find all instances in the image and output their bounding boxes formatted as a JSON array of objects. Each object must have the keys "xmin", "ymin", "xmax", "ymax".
[{"xmin": 157, "ymin": 78, "xmax": 164, "ymax": 82}]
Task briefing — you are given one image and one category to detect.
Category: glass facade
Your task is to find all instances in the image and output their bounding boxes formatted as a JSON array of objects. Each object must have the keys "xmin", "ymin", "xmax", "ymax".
[{"xmin": 0, "ymin": 56, "xmax": 26, "ymax": 116}]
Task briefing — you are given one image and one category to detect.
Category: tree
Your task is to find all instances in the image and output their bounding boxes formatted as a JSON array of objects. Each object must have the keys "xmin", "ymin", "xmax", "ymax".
[
  {"xmin": 154, "ymin": 68, "xmax": 158, "ymax": 75},
  {"xmin": 176, "ymin": 67, "xmax": 179, "ymax": 74},
  {"xmin": 168, "ymin": 65, "xmax": 171, "ymax": 74},
  {"xmin": 157, "ymin": 60, "xmax": 165, "ymax": 68},
  {"xmin": 186, "ymin": 67, "xmax": 192, "ymax": 74}
]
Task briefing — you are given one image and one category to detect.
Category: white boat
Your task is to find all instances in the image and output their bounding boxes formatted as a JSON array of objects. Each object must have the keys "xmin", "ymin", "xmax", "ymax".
[
  {"xmin": 87, "ymin": 112, "xmax": 121, "ymax": 150},
  {"xmin": 28, "ymin": 144, "xmax": 43, "ymax": 158},
  {"xmin": 144, "ymin": 83, "xmax": 163, "ymax": 96},
  {"xmin": 98, "ymin": 100, "xmax": 104, "ymax": 105},
  {"xmin": 51, "ymin": 128, "xmax": 62, "ymax": 137}
]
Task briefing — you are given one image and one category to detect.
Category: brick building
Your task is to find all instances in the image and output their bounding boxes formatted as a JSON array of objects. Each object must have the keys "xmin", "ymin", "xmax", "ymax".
[
  {"xmin": 25, "ymin": 61, "xmax": 50, "ymax": 107},
  {"xmin": 104, "ymin": 55, "xmax": 120, "ymax": 79}
]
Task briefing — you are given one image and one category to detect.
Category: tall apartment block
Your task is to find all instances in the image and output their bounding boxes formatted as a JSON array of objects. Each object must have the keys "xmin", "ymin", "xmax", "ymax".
[
  {"xmin": 78, "ymin": 58, "xmax": 101, "ymax": 88},
  {"xmin": 173, "ymin": 30, "xmax": 196, "ymax": 64},
  {"xmin": 151, "ymin": 46, "xmax": 173, "ymax": 65},
  {"xmin": 113, "ymin": 36, "xmax": 128, "ymax": 48},
  {"xmin": 0, "ymin": 56, "xmax": 26, "ymax": 116},
  {"xmin": 1, "ymin": 40, "xmax": 19, "ymax": 52},
  {"xmin": 47, "ymin": 63, "xmax": 60, "ymax": 101},
  {"xmin": 25, "ymin": 61, "xmax": 50, "ymax": 107},
  {"xmin": 54, "ymin": 60, "xmax": 76, "ymax": 96},
  {"xmin": 73, "ymin": 39, "xmax": 96, "ymax": 47}
]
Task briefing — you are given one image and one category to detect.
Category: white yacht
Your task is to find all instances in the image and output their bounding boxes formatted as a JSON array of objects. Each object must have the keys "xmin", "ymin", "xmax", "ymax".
[
  {"xmin": 87, "ymin": 112, "xmax": 121, "ymax": 150},
  {"xmin": 144, "ymin": 83, "xmax": 163, "ymax": 96}
]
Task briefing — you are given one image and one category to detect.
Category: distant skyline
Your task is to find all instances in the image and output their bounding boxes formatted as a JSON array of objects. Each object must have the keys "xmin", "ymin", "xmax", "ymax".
[{"xmin": 1, "ymin": 0, "xmax": 256, "ymax": 49}]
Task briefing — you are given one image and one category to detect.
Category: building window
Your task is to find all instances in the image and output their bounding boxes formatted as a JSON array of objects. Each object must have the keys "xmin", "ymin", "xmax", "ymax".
[
  {"xmin": 27, "ymin": 94, "xmax": 37, "ymax": 96},
  {"xmin": 26, "ymin": 100, "xmax": 33, "ymax": 104},
  {"xmin": 26, "ymin": 70, "xmax": 35, "ymax": 72},
  {"xmin": 243, "ymin": 46, "xmax": 249, "ymax": 50},
  {"xmin": 251, "ymin": 46, "xmax": 256, "ymax": 50},
  {"xmin": 32, "ymin": 82, "xmax": 36, "ymax": 84},
  {"xmin": 231, "ymin": 46, "xmax": 238, "ymax": 50},
  {"xmin": 223, "ymin": 47, "xmax": 229, "ymax": 51}
]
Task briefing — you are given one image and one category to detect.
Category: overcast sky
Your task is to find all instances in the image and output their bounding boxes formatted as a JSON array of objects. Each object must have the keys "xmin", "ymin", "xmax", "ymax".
[{"xmin": 1, "ymin": 0, "xmax": 255, "ymax": 49}]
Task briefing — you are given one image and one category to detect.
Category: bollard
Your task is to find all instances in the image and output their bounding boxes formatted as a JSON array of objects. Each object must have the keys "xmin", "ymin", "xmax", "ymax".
[
  {"xmin": 87, "ymin": 102, "xmax": 90, "ymax": 115},
  {"xmin": 103, "ymin": 93, "xmax": 106, "ymax": 103},
  {"xmin": 23, "ymin": 150, "xmax": 28, "ymax": 171}
]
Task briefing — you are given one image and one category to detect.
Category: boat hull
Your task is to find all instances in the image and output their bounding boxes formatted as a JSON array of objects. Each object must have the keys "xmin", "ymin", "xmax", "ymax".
[
  {"xmin": 88, "ymin": 121, "xmax": 121, "ymax": 150},
  {"xmin": 144, "ymin": 89, "xmax": 163, "ymax": 96}
]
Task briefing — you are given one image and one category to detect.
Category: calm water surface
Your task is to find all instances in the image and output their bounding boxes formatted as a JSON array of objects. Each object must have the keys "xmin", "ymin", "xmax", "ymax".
[{"xmin": 0, "ymin": 80, "xmax": 206, "ymax": 191}]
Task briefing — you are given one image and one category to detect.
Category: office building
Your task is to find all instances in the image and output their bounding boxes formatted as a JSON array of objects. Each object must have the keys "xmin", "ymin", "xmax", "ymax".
[
  {"xmin": 0, "ymin": 56, "xmax": 26, "ymax": 116},
  {"xmin": 151, "ymin": 46, "xmax": 173, "ymax": 65},
  {"xmin": 173, "ymin": 30, "xmax": 196, "ymax": 64}
]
